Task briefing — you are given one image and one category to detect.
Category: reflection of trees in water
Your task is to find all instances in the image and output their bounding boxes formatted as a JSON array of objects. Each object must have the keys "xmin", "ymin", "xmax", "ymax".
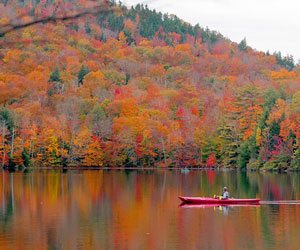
[
  {"xmin": 0, "ymin": 170, "xmax": 300, "ymax": 249},
  {"xmin": 0, "ymin": 172, "xmax": 13, "ymax": 232}
]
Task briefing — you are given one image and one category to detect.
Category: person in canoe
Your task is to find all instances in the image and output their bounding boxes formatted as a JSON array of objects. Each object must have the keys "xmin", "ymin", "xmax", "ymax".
[{"xmin": 214, "ymin": 187, "xmax": 229, "ymax": 200}]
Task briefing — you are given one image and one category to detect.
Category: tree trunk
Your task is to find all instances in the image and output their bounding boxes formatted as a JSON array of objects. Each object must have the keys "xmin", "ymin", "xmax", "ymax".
[
  {"xmin": 161, "ymin": 138, "xmax": 167, "ymax": 165},
  {"xmin": 2, "ymin": 124, "xmax": 5, "ymax": 169}
]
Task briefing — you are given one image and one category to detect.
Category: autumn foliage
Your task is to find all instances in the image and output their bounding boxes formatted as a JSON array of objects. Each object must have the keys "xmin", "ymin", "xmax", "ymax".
[{"xmin": 0, "ymin": 1, "xmax": 300, "ymax": 169}]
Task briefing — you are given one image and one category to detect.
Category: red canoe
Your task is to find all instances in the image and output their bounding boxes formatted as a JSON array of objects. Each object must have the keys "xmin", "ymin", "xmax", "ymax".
[{"xmin": 178, "ymin": 196, "xmax": 260, "ymax": 204}]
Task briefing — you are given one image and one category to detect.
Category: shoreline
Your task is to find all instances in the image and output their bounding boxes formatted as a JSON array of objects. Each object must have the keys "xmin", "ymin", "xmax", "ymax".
[{"xmin": 1, "ymin": 166, "xmax": 297, "ymax": 172}]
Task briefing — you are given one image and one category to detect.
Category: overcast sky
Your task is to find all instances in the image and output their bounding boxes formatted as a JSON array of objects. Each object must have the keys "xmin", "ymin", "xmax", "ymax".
[{"xmin": 124, "ymin": 0, "xmax": 300, "ymax": 61}]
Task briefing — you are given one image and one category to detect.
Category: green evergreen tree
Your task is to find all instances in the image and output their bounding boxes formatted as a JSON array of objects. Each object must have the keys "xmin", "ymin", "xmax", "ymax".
[
  {"xmin": 49, "ymin": 66, "xmax": 60, "ymax": 82},
  {"xmin": 258, "ymin": 88, "xmax": 280, "ymax": 129},
  {"xmin": 22, "ymin": 149, "xmax": 30, "ymax": 167},
  {"xmin": 217, "ymin": 125, "xmax": 239, "ymax": 167},
  {"xmin": 238, "ymin": 37, "xmax": 248, "ymax": 52},
  {"xmin": 237, "ymin": 135, "xmax": 257, "ymax": 168},
  {"xmin": 274, "ymin": 52, "xmax": 295, "ymax": 71},
  {"xmin": 77, "ymin": 65, "xmax": 90, "ymax": 85},
  {"xmin": 125, "ymin": 73, "xmax": 131, "ymax": 85},
  {"xmin": 0, "ymin": 106, "xmax": 15, "ymax": 132}
]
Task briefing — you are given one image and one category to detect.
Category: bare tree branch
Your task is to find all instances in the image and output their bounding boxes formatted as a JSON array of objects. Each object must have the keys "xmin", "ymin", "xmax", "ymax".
[{"xmin": 0, "ymin": 1, "xmax": 116, "ymax": 37}]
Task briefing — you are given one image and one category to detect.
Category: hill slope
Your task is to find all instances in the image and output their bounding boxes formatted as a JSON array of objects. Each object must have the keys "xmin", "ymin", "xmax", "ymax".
[{"xmin": 0, "ymin": 0, "xmax": 300, "ymax": 169}]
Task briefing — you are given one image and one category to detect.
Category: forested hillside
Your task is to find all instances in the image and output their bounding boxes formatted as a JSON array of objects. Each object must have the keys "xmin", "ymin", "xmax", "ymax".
[{"xmin": 0, "ymin": 0, "xmax": 300, "ymax": 169}]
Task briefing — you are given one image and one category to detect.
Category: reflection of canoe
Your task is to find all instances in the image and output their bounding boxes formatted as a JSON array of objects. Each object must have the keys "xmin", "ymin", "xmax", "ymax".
[
  {"xmin": 178, "ymin": 196, "xmax": 260, "ymax": 204},
  {"xmin": 179, "ymin": 203, "xmax": 261, "ymax": 208}
]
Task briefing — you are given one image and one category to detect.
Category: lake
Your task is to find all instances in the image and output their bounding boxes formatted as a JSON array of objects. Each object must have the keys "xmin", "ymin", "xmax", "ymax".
[{"xmin": 1, "ymin": 169, "xmax": 300, "ymax": 250}]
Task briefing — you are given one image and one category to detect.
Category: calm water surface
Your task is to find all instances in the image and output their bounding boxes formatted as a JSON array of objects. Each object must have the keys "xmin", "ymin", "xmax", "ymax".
[{"xmin": 1, "ymin": 170, "xmax": 300, "ymax": 250}]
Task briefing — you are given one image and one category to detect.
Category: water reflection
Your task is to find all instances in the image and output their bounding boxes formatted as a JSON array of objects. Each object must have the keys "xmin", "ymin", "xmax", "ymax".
[
  {"xmin": 0, "ymin": 170, "xmax": 300, "ymax": 250},
  {"xmin": 180, "ymin": 203, "xmax": 262, "ymax": 216},
  {"xmin": 181, "ymin": 203, "xmax": 231, "ymax": 215}
]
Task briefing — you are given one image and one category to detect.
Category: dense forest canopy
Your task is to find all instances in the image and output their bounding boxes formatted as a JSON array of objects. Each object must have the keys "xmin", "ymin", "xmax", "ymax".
[{"xmin": 0, "ymin": 0, "xmax": 300, "ymax": 169}]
